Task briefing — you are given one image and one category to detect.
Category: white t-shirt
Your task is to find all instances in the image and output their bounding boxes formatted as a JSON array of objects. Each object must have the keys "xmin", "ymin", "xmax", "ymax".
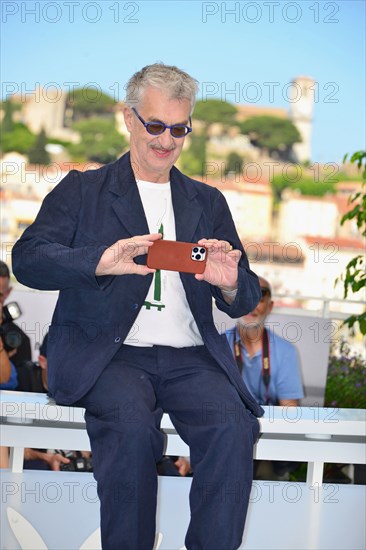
[{"xmin": 124, "ymin": 180, "xmax": 204, "ymax": 348}]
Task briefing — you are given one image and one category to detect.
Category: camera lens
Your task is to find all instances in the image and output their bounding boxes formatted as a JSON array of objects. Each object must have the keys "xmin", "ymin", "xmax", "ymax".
[
  {"xmin": 4, "ymin": 331, "xmax": 22, "ymax": 349},
  {"xmin": 195, "ymin": 254, "xmax": 201, "ymax": 260},
  {"xmin": 200, "ymin": 248, "xmax": 205, "ymax": 254},
  {"xmin": 193, "ymin": 247, "xmax": 198, "ymax": 253}
]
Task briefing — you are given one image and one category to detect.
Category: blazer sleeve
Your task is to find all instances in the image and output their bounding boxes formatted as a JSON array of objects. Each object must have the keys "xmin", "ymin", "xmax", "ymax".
[
  {"xmin": 12, "ymin": 170, "xmax": 111, "ymax": 291},
  {"xmin": 209, "ymin": 189, "xmax": 261, "ymax": 318}
]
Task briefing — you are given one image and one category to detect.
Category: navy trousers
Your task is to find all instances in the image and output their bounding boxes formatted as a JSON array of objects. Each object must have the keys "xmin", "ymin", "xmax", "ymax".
[{"xmin": 77, "ymin": 344, "xmax": 260, "ymax": 550}]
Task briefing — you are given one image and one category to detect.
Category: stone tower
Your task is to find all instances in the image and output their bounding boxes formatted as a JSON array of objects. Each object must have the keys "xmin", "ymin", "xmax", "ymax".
[{"xmin": 289, "ymin": 76, "xmax": 315, "ymax": 163}]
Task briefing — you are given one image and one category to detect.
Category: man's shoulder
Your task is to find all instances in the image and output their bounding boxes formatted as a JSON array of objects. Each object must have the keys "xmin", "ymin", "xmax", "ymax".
[
  {"xmin": 267, "ymin": 329, "xmax": 297, "ymax": 354},
  {"xmin": 59, "ymin": 152, "xmax": 129, "ymax": 189}
]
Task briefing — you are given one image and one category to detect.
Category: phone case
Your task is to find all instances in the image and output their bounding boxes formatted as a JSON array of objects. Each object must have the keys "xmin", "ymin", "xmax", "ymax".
[{"xmin": 147, "ymin": 240, "xmax": 207, "ymax": 274}]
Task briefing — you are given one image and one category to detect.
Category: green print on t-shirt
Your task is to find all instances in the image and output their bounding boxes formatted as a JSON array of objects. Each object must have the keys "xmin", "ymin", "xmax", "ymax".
[{"xmin": 143, "ymin": 222, "xmax": 165, "ymax": 311}]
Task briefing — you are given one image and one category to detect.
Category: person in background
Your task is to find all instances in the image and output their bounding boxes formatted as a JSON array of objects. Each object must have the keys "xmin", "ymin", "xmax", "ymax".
[
  {"xmin": 0, "ymin": 302, "xmax": 18, "ymax": 390},
  {"xmin": 18, "ymin": 333, "xmax": 90, "ymax": 471},
  {"xmin": 226, "ymin": 275, "xmax": 304, "ymax": 480},
  {"xmin": 0, "ymin": 304, "xmax": 18, "ymax": 469},
  {"xmin": 226, "ymin": 276, "xmax": 304, "ymax": 407},
  {"xmin": 0, "ymin": 261, "xmax": 31, "ymax": 368}
]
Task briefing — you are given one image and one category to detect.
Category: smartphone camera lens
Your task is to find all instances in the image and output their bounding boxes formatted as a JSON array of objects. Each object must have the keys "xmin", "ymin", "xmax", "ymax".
[{"xmin": 191, "ymin": 245, "xmax": 206, "ymax": 262}]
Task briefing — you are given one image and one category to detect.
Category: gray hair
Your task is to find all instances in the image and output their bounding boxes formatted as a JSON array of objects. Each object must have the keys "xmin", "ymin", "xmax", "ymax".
[{"xmin": 125, "ymin": 63, "xmax": 199, "ymax": 114}]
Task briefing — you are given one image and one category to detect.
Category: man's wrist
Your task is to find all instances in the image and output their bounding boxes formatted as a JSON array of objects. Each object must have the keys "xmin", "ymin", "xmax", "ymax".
[{"xmin": 219, "ymin": 285, "xmax": 238, "ymax": 295}]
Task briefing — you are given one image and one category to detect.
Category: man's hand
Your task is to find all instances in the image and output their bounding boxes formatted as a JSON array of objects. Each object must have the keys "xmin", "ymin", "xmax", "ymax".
[
  {"xmin": 47, "ymin": 453, "xmax": 71, "ymax": 471},
  {"xmin": 96, "ymin": 233, "xmax": 162, "ymax": 276},
  {"xmin": 24, "ymin": 448, "xmax": 71, "ymax": 471},
  {"xmin": 194, "ymin": 239, "xmax": 241, "ymax": 291},
  {"xmin": 174, "ymin": 456, "xmax": 192, "ymax": 476}
]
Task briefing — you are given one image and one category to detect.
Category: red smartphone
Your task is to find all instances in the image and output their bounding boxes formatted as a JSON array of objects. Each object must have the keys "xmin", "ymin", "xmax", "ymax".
[{"xmin": 147, "ymin": 240, "xmax": 207, "ymax": 274}]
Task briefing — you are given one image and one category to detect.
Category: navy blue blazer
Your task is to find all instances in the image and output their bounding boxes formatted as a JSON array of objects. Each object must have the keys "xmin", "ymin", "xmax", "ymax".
[{"xmin": 12, "ymin": 152, "xmax": 264, "ymax": 417}]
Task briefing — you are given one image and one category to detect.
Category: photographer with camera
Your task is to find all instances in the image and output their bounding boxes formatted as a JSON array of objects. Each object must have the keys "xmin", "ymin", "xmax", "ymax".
[
  {"xmin": 0, "ymin": 261, "xmax": 31, "ymax": 368},
  {"xmin": 0, "ymin": 339, "xmax": 12, "ymax": 384},
  {"xmin": 0, "ymin": 302, "xmax": 18, "ymax": 389},
  {"xmin": 0, "ymin": 304, "xmax": 18, "ymax": 469},
  {"xmin": 20, "ymin": 333, "xmax": 92, "ymax": 471}
]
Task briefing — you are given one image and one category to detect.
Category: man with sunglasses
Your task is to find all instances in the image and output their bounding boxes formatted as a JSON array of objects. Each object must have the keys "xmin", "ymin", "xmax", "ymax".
[
  {"xmin": 12, "ymin": 63, "xmax": 263, "ymax": 550},
  {"xmin": 226, "ymin": 276, "xmax": 304, "ymax": 408}
]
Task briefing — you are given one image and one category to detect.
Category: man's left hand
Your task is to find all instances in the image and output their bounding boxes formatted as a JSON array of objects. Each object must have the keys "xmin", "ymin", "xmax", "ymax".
[{"xmin": 195, "ymin": 239, "xmax": 241, "ymax": 290}]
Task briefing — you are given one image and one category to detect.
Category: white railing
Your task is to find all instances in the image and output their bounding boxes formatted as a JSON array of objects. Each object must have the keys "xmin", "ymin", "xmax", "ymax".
[
  {"xmin": 271, "ymin": 293, "xmax": 365, "ymax": 320},
  {"xmin": 1, "ymin": 390, "xmax": 365, "ymax": 486},
  {"xmin": 1, "ymin": 390, "xmax": 365, "ymax": 550}
]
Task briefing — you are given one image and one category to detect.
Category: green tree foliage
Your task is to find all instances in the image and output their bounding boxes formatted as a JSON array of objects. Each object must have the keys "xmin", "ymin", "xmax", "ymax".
[
  {"xmin": 224, "ymin": 152, "xmax": 244, "ymax": 176},
  {"xmin": 2, "ymin": 100, "xmax": 15, "ymax": 133},
  {"xmin": 1, "ymin": 100, "xmax": 36, "ymax": 154},
  {"xmin": 331, "ymin": 170, "xmax": 363, "ymax": 182},
  {"xmin": 239, "ymin": 115, "xmax": 301, "ymax": 159},
  {"xmin": 69, "ymin": 118, "xmax": 127, "ymax": 164},
  {"xmin": 336, "ymin": 151, "xmax": 366, "ymax": 335},
  {"xmin": 271, "ymin": 174, "xmax": 291, "ymax": 203},
  {"xmin": 193, "ymin": 99, "xmax": 237, "ymax": 126},
  {"xmin": 185, "ymin": 100, "xmax": 237, "ymax": 175},
  {"xmin": 0, "ymin": 122, "xmax": 35, "ymax": 154},
  {"xmin": 67, "ymin": 88, "xmax": 117, "ymax": 119},
  {"xmin": 325, "ymin": 340, "xmax": 366, "ymax": 408},
  {"xmin": 294, "ymin": 179, "xmax": 336, "ymax": 196},
  {"xmin": 271, "ymin": 173, "xmax": 336, "ymax": 203},
  {"xmin": 179, "ymin": 134, "xmax": 206, "ymax": 177},
  {"xmin": 28, "ymin": 128, "xmax": 50, "ymax": 165}
]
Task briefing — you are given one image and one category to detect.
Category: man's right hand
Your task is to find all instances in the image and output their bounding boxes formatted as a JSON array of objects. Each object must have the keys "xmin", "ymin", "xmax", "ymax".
[{"xmin": 95, "ymin": 233, "xmax": 162, "ymax": 276}]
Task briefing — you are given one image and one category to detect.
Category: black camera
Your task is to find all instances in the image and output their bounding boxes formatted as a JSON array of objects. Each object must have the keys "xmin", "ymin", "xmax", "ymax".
[
  {"xmin": 59, "ymin": 451, "xmax": 93, "ymax": 472},
  {"xmin": 0, "ymin": 302, "xmax": 23, "ymax": 350}
]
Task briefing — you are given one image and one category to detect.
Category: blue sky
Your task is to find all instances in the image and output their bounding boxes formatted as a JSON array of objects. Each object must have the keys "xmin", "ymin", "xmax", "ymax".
[{"xmin": 1, "ymin": 0, "xmax": 365, "ymax": 163}]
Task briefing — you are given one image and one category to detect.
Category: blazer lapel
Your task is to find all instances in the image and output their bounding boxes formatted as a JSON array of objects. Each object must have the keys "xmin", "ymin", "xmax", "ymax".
[
  {"xmin": 170, "ymin": 166, "xmax": 203, "ymax": 242},
  {"xmin": 109, "ymin": 153, "xmax": 149, "ymax": 237},
  {"xmin": 108, "ymin": 154, "xmax": 203, "ymax": 241}
]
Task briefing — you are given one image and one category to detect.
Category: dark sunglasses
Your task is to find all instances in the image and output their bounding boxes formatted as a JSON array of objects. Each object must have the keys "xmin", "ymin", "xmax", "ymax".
[
  {"xmin": 131, "ymin": 108, "xmax": 192, "ymax": 138},
  {"xmin": 260, "ymin": 287, "xmax": 271, "ymax": 298}
]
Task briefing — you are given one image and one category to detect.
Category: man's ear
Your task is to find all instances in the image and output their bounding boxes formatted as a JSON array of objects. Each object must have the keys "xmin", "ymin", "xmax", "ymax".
[
  {"xmin": 123, "ymin": 107, "xmax": 133, "ymax": 133},
  {"xmin": 267, "ymin": 300, "xmax": 274, "ymax": 315}
]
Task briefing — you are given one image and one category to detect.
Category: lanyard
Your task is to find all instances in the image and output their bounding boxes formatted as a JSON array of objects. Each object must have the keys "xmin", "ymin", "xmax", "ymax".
[{"xmin": 234, "ymin": 326, "xmax": 271, "ymax": 405}]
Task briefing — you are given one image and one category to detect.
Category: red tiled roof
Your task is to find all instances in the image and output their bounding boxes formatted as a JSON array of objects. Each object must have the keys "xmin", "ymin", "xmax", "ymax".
[
  {"xmin": 241, "ymin": 239, "xmax": 304, "ymax": 263},
  {"xmin": 333, "ymin": 195, "xmax": 353, "ymax": 217},
  {"xmin": 26, "ymin": 162, "xmax": 102, "ymax": 172},
  {"xmin": 195, "ymin": 175, "xmax": 271, "ymax": 191},
  {"xmin": 335, "ymin": 181, "xmax": 363, "ymax": 191},
  {"xmin": 0, "ymin": 189, "xmax": 38, "ymax": 201},
  {"xmin": 304, "ymin": 235, "xmax": 365, "ymax": 251}
]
